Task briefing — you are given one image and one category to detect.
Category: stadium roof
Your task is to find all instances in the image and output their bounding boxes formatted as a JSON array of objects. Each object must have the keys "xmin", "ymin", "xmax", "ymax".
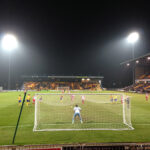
[
  {"xmin": 22, "ymin": 75, "xmax": 104, "ymax": 79},
  {"xmin": 120, "ymin": 52, "xmax": 150, "ymax": 65}
]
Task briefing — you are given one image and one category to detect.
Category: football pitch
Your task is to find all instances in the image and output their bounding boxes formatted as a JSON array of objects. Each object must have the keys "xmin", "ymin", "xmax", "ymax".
[{"xmin": 0, "ymin": 90, "xmax": 150, "ymax": 145}]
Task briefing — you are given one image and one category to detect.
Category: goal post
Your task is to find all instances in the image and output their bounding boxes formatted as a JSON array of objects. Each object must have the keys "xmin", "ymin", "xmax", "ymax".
[{"xmin": 33, "ymin": 93, "xmax": 134, "ymax": 131}]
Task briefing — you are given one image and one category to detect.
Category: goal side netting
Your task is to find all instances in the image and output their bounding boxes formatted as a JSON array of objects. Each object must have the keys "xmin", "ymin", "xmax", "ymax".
[{"xmin": 33, "ymin": 93, "xmax": 134, "ymax": 131}]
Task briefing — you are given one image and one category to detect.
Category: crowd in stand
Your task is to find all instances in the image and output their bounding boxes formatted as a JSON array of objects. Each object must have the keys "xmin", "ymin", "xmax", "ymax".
[
  {"xmin": 24, "ymin": 81, "xmax": 101, "ymax": 91},
  {"xmin": 139, "ymin": 74, "xmax": 150, "ymax": 79},
  {"xmin": 124, "ymin": 73, "xmax": 150, "ymax": 93},
  {"xmin": 124, "ymin": 83, "xmax": 150, "ymax": 92}
]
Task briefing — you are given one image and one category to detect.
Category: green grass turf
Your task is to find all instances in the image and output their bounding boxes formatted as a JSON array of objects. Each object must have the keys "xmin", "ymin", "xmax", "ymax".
[
  {"xmin": 0, "ymin": 90, "xmax": 150, "ymax": 145},
  {"xmin": 36, "ymin": 94, "xmax": 127, "ymax": 130}
]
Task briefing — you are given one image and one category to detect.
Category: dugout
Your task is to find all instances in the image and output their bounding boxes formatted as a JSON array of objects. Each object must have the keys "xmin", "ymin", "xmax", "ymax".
[{"xmin": 22, "ymin": 75, "xmax": 104, "ymax": 90}]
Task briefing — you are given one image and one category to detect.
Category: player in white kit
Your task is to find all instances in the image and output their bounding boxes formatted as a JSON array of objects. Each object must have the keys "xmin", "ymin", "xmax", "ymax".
[{"xmin": 72, "ymin": 104, "xmax": 83, "ymax": 124}]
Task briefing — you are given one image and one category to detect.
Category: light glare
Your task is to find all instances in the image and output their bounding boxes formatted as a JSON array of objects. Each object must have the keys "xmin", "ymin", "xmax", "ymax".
[
  {"xmin": 2, "ymin": 34, "xmax": 18, "ymax": 51},
  {"xmin": 127, "ymin": 32, "xmax": 139, "ymax": 43}
]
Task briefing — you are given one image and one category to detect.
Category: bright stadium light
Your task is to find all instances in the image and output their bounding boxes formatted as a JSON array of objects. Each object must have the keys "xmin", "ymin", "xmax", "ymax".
[
  {"xmin": 1, "ymin": 33, "xmax": 18, "ymax": 90},
  {"xmin": 2, "ymin": 34, "xmax": 18, "ymax": 51},
  {"xmin": 127, "ymin": 32, "xmax": 139, "ymax": 44},
  {"xmin": 127, "ymin": 32, "xmax": 139, "ymax": 84},
  {"xmin": 127, "ymin": 63, "xmax": 130, "ymax": 66}
]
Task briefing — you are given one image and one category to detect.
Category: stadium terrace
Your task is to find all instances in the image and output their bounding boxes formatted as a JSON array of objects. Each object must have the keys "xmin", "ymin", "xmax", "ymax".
[
  {"xmin": 21, "ymin": 75, "xmax": 104, "ymax": 91},
  {"xmin": 121, "ymin": 53, "xmax": 150, "ymax": 92}
]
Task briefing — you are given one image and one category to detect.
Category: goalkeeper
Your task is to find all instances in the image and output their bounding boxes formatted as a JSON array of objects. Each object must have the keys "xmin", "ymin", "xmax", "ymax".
[{"xmin": 72, "ymin": 104, "xmax": 83, "ymax": 124}]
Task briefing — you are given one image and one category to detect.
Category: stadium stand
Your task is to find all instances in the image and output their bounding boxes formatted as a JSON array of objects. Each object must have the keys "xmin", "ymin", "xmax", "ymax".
[
  {"xmin": 22, "ymin": 76, "xmax": 103, "ymax": 91},
  {"xmin": 121, "ymin": 53, "xmax": 150, "ymax": 93},
  {"xmin": 123, "ymin": 74, "xmax": 150, "ymax": 92},
  {"xmin": 24, "ymin": 81, "xmax": 101, "ymax": 90},
  {"xmin": 139, "ymin": 74, "xmax": 146, "ymax": 79}
]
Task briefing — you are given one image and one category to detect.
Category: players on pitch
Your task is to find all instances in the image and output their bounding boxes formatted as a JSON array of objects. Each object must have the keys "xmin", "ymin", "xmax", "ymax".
[
  {"xmin": 110, "ymin": 95, "xmax": 118, "ymax": 103},
  {"xmin": 17, "ymin": 94, "xmax": 39, "ymax": 106}
]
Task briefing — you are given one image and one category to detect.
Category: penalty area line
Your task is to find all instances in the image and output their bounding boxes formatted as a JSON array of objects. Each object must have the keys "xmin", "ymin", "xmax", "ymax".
[
  {"xmin": 134, "ymin": 123, "xmax": 150, "ymax": 126},
  {"xmin": 0, "ymin": 124, "xmax": 33, "ymax": 128}
]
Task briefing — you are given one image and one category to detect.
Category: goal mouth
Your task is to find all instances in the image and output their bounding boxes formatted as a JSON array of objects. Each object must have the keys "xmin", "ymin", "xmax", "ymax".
[{"xmin": 33, "ymin": 93, "xmax": 134, "ymax": 131}]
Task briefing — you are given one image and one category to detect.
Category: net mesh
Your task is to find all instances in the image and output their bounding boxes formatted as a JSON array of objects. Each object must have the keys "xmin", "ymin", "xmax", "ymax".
[
  {"xmin": 57, "ymin": 87, "xmax": 70, "ymax": 91},
  {"xmin": 33, "ymin": 93, "xmax": 134, "ymax": 131}
]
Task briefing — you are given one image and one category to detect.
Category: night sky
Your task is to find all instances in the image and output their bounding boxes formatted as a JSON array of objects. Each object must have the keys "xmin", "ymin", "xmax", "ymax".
[{"xmin": 0, "ymin": 1, "xmax": 150, "ymax": 88}]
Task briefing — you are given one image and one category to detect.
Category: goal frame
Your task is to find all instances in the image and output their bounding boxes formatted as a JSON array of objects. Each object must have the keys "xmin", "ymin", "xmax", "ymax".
[{"xmin": 33, "ymin": 93, "xmax": 134, "ymax": 131}]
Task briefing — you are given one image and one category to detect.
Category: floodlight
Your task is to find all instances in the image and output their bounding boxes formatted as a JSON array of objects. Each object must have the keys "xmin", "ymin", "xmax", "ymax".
[
  {"xmin": 136, "ymin": 60, "xmax": 139, "ymax": 64},
  {"xmin": 127, "ymin": 32, "xmax": 139, "ymax": 44},
  {"xmin": 82, "ymin": 78, "xmax": 85, "ymax": 81},
  {"xmin": 1, "ymin": 33, "xmax": 18, "ymax": 90},
  {"xmin": 127, "ymin": 63, "xmax": 130, "ymax": 66},
  {"xmin": 126, "ymin": 32, "xmax": 139, "ymax": 85},
  {"xmin": 87, "ymin": 78, "xmax": 90, "ymax": 81},
  {"xmin": 2, "ymin": 34, "xmax": 18, "ymax": 51},
  {"xmin": 147, "ymin": 57, "xmax": 150, "ymax": 60}
]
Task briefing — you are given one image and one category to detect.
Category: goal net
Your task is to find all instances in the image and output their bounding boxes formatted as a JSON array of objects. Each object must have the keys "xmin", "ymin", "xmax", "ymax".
[
  {"xmin": 57, "ymin": 87, "xmax": 70, "ymax": 91},
  {"xmin": 33, "ymin": 93, "xmax": 134, "ymax": 131}
]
